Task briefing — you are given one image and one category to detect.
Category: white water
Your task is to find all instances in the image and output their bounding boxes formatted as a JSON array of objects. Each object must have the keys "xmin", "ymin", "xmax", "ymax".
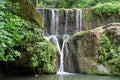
[
  {"xmin": 44, "ymin": 35, "xmax": 70, "ymax": 74},
  {"xmin": 51, "ymin": 9, "xmax": 55, "ymax": 34},
  {"xmin": 55, "ymin": 9, "xmax": 59, "ymax": 35},
  {"xmin": 44, "ymin": 36, "xmax": 61, "ymax": 53},
  {"xmin": 58, "ymin": 34, "xmax": 70, "ymax": 72},
  {"xmin": 65, "ymin": 10, "xmax": 68, "ymax": 34},
  {"xmin": 37, "ymin": 8, "xmax": 82, "ymax": 73},
  {"xmin": 75, "ymin": 9, "xmax": 82, "ymax": 32},
  {"xmin": 79, "ymin": 9, "xmax": 82, "ymax": 31},
  {"xmin": 76, "ymin": 9, "xmax": 79, "ymax": 32}
]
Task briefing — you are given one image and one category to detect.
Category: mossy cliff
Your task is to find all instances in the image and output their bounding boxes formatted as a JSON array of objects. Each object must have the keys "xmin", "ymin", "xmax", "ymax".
[
  {"xmin": 64, "ymin": 23, "xmax": 120, "ymax": 76},
  {"xmin": 11, "ymin": 0, "xmax": 44, "ymax": 29},
  {"xmin": 82, "ymin": 8, "xmax": 120, "ymax": 31},
  {"xmin": 0, "ymin": 0, "xmax": 57, "ymax": 75}
]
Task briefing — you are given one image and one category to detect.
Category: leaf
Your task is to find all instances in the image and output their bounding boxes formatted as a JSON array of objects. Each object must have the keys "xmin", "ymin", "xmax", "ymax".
[
  {"xmin": 14, "ymin": 50, "xmax": 21, "ymax": 57},
  {"xmin": 1, "ymin": 43, "xmax": 7, "ymax": 48},
  {"xmin": 0, "ymin": 11, "xmax": 5, "ymax": 16},
  {"xmin": 0, "ymin": 0, "xmax": 6, "ymax": 8}
]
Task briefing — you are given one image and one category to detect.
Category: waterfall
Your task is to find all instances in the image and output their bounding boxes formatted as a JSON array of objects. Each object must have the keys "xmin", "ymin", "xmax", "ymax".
[
  {"xmin": 55, "ymin": 9, "xmax": 59, "ymax": 35},
  {"xmin": 50, "ymin": 9, "xmax": 55, "ymax": 35},
  {"xmin": 36, "ymin": 8, "xmax": 82, "ymax": 73},
  {"xmin": 76, "ymin": 9, "xmax": 82, "ymax": 32},
  {"xmin": 79, "ymin": 9, "xmax": 82, "ymax": 31},
  {"xmin": 64, "ymin": 9, "xmax": 68, "ymax": 34},
  {"xmin": 76, "ymin": 9, "xmax": 79, "ymax": 32},
  {"xmin": 44, "ymin": 36, "xmax": 61, "ymax": 54}
]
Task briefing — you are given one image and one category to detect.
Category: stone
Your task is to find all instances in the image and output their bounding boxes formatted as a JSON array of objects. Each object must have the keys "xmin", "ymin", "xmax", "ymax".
[
  {"xmin": 11, "ymin": 0, "xmax": 44, "ymax": 29},
  {"xmin": 64, "ymin": 23, "xmax": 120, "ymax": 75}
]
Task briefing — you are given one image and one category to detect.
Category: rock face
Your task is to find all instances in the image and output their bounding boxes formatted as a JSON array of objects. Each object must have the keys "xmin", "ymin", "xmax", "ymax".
[
  {"xmin": 11, "ymin": 0, "xmax": 44, "ymax": 29},
  {"xmin": 64, "ymin": 23, "xmax": 120, "ymax": 75},
  {"xmin": 82, "ymin": 8, "xmax": 120, "ymax": 31},
  {"xmin": 36, "ymin": 8, "xmax": 120, "ymax": 32}
]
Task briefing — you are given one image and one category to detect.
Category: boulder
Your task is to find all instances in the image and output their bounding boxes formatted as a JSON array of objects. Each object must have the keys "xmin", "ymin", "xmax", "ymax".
[
  {"xmin": 11, "ymin": 0, "xmax": 44, "ymax": 29},
  {"xmin": 64, "ymin": 23, "xmax": 120, "ymax": 75}
]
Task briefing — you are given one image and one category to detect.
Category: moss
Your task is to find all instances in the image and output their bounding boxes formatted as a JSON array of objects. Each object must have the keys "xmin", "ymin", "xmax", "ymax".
[
  {"xmin": 60, "ymin": 8, "xmax": 64, "ymax": 16},
  {"xmin": 73, "ymin": 31, "xmax": 86, "ymax": 38},
  {"xmin": 72, "ymin": 8, "xmax": 77, "ymax": 12},
  {"xmin": 86, "ymin": 13, "xmax": 92, "ymax": 22},
  {"xmin": 114, "ymin": 14, "xmax": 120, "ymax": 22},
  {"xmin": 87, "ymin": 69, "xmax": 107, "ymax": 75},
  {"xmin": 11, "ymin": 0, "xmax": 44, "ymax": 29},
  {"xmin": 87, "ymin": 69, "xmax": 94, "ymax": 75}
]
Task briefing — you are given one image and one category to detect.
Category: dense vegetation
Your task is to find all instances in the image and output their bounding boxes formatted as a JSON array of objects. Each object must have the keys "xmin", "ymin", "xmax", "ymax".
[
  {"xmin": 28, "ymin": 0, "xmax": 120, "ymax": 8},
  {"xmin": 98, "ymin": 33, "xmax": 120, "ymax": 75},
  {"xmin": 29, "ymin": 0, "xmax": 120, "ymax": 17},
  {"xmin": 0, "ymin": 0, "xmax": 33, "ymax": 61},
  {"xmin": 0, "ymin": 0, "xmax": 57, "ymax": 74},
  {"xmin": 92, "ymin": 2, "xmax": 120, "ymax": 16}
]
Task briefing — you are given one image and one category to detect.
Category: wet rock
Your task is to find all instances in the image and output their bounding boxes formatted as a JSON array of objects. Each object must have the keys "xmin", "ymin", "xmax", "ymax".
[{"xmin": 64, "ymin": 23, "xmax": 120, "ymax": 75}]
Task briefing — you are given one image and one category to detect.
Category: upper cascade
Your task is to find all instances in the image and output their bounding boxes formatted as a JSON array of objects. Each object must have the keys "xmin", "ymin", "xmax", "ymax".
[{"xmin": 36, "ymin": 8, "xmax": 82, "ymax": 36}]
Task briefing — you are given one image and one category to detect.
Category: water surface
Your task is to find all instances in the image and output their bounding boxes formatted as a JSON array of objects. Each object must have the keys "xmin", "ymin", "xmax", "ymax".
[{"xmin": 1, "ymin": 73, "xmax": 120, "ymax": 80}]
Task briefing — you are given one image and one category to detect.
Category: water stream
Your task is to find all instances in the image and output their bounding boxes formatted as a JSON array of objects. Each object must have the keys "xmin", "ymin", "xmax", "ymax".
[{"xmin": 37, "ymin": 8, "xmax": 83, "ymax": 73}]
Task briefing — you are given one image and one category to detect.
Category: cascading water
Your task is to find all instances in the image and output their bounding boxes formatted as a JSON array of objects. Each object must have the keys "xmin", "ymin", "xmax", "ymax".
[
  {"xmin": 58, "ymin": 34, "xmax": 70, "ymax": 72},
  {"xmin": 79, "ymin": 9, "xmax": 82, "ymax": 31},
  {"xmin": 36, "ymin": 8, "xmax": 82, "ymax": 73}
]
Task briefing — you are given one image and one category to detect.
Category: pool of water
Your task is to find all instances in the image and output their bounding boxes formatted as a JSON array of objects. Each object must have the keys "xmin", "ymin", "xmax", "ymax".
[{"xmin": 1, "ymin": 73, "xmax": 120, "ymax": 80}]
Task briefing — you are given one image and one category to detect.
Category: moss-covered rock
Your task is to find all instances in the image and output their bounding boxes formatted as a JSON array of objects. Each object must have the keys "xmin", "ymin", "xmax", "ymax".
[
  {"xmin": 64, "ymin": 26, "xmax": 109, "ymax": 74},
  {"xmin": 14, "ymin": 39, "xmax": 58, "ymax": 74},
  {"xmin": 11, "ymin": 0, "xmax": 44, "ymax": 29},
  {"xmin": 0, "ymin": 0, "xmax": 57, "ymax": 75},
  {"xmin": 98, "ymin": 23, "xmax": 120, "ymax": 76},
  {"xmin": 64, "ymin": 23, "xmax": 120, "ymax": 75},
  {"xmin": 82, "ymin": 8, "xmax": 120, "ymax": 31}
]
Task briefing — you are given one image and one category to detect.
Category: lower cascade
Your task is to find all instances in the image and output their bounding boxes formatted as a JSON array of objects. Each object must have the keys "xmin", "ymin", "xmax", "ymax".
[
  {"xmin": 44, "ymin": 34, "xmax": 70, "ymax": 74},
  {"xmin": 37, "ymin": 8, "xmax": 82, "ymax": 73}
]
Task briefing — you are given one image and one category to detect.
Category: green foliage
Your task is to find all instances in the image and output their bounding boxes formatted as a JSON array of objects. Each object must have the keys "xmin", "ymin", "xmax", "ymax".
[
  {"xmin": 87, "ymin": 69, "xmax": 106, "ymax": 75},
  {"xmin": 73, "ymin": 0, "xmax": 93, "ymax": 8},
  {"xmin": 92, "ymin": 2, "xmax": 120, "ymax": 16},
  {"xmin": 36, "ymin": 0, "xmax": 94, "ymax": 8},
  {"xmin": 0, "ymin": 0, "xmax": 57, "ymax": 73},
  {"xmin": 37, "ymin": 0, "xmax": 57, "ymax": 8},
  {"xmin": 98, "ymin": 34, "xmax": 120, "ymax": 75},
  {"xmin": 0, "ymin": 0, "xmax": 32, "ymax": 61},
  {"xmin": 27, "ymin": 40, "xmax": 56, "ymax": 73},
  {"xmin": 35, "ymin": 0, "xmax": 120, "ymax": 8},
  {"xmin": 60, "ymin": 8, "xmax": 64, "ymax": 16}
]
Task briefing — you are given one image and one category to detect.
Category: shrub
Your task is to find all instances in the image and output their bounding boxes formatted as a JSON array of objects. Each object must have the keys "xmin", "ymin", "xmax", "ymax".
[
  {"xmin": 98, "ymin": 34, "xmax": 120, "ymax": 75},
  {"xmin": 0, "ymin": 0, "xmax": 57, "ymax": 73},
  {"xmin": 92, "ymin": 2, "xmax": 120, "ymax": 16}
]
